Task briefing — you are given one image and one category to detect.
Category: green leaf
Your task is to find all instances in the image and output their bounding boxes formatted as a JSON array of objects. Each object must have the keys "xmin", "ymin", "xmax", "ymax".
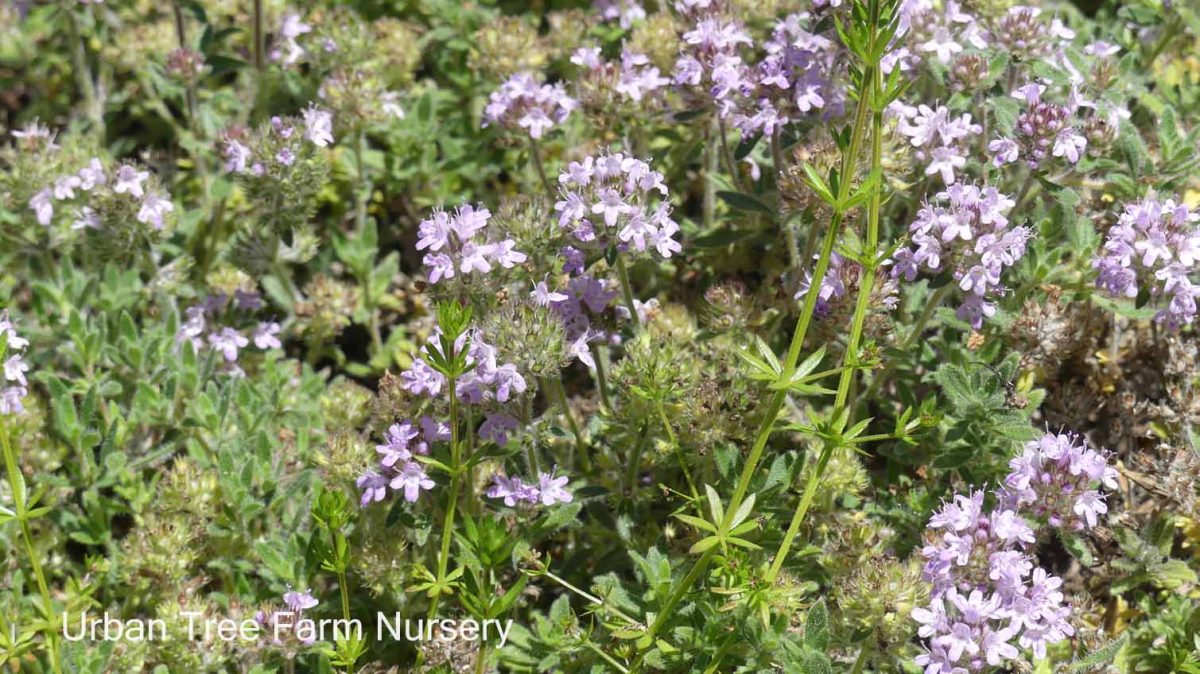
[
  {"xmin": 729, "ymin": 493, "xmax": 756, "ymax": 529},
  {"xmin": 674, "ymin": 513, "xmax": 717, "ymax": 533},
  {"xmin": 800, "ymin": 648, "xmax": 833, "ymax": 674},
  {"xmin": 1151, "ymin": 559, "xmax": 1198, "ymax": 589},
  {"xmin": 805, "ymin": 599, "xmax": 829, "ymax": 652},
  {"xmin": 717, "ymin": 191, "xmax": 774, "ymax": 215},
  {"xmin": 1066, "ymin": 633, "xmax": 1128, "ymax": 672},
  {"xmin": 704, "ymin": 485, "xmax": 725, "ymax": 525}
]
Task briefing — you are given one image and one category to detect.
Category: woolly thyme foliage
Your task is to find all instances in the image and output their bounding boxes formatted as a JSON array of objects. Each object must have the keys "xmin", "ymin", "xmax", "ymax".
[
  {"xmin": 913, "ymin": 431, "xmax": 1115, "ymax": 672},
  {"xmin": 6, "ymin": 0, "xmax": 1200, "ymax": 671},
  {"xmin": 1092, "ymin": 195, "xmax": 1200, "ymax": 328}
]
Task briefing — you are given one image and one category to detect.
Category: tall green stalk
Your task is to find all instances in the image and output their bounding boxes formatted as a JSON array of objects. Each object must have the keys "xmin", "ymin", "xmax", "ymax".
[
  {"xmin": 624, "ymin": 18, "xmax": 880, "ymax": 670},
  {"xmin": 1, "ymin": 416, "xmax": 63, "ymax": 674},
  {"xmin": 427, "ymin": 378, "xmax": 461, "ymax": 621},
  {"xmin": 767, "ymin": 15, "xmax": 886, "ymax": 582}
]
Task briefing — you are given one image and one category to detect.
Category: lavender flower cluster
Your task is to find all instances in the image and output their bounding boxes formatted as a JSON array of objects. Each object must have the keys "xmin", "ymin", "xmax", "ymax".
[
  {"xmin": 485, "ymin": 467, "xmax": 573, "ymax": 508},
  {"xmin": 24, "ymin": 141, "xmax": 174, "ymax": 232},
  {"xmin": 554, "ymin": 152, "xmax": 680, "ymax": 259},
  {"xmin": 222, "ymin": 105, "xmax": 334, "ymax": 176},
  {"xmin": 484, "ymin": 73, "xmax": 577, "ymax": 140},
  {"xmin": 898, "ymin": 0, "xmax": 988, "ymax": 68},
  {"xmin": 671, "ymin": 6, "xmax": 753, "ymax": 117},
  {"xmin": 988, "ymin": 84, "xmax": 1089, "ymax": 170},
  {"xmin": 593, "ymin": 0, "xmax": 646, "ymax": 30},
  {"xmin": 356, "ymin": 417, "xmax": 446, "ymax": 505},
  {"xmin": 913, "ymin": 431, "xmax": 1114, "ymax": 672},
  {"xmin": 1003, "ymin": 432, "xmax": 1118, "ymax": 530},
  {"xmin": 0, "ymin": 312, "xmax": 30, "ymax": 416},
  {"xmin": 571, "ymin": 47, "xmax": 670, "ymax": 105},
  {"xmin": 729, "ymin": 12, "xmax": 840, "ymax": 138},
  {"xmin": 357, "ymin": 323, "xmax": 549, "ymax": 508},
  {"xmin": 891, "ymin": 103, "xmax": 981, "ymax": 186},
  {"xmin": 416, "ymin": 204, "xmax": 527, "ymax": 284},
  {"xmin": 175, "ymin": 292, "xmax": 282, "ymax": 376},
  {"xmin": 669, "ymin": 4, "xmax": 841, "ymax": 138},
  {"xmin": 1092, "ymin": 196, "xmax": 1200, "ymax": 329},
  {"xmin": 891, "ymin": 183, "xmax": 1028, "ymax": 329},
  {"xmin": 536, "ymin": 274, "xmax": 618, "ymax": 368}
]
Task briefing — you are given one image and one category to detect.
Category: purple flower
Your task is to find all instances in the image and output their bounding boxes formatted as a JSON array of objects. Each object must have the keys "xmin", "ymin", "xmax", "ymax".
[
  {"xmin": 485, "ymin": 474, "xmax": 537, "ymax": 507},
  {"xmin": 303, "ymin": 105, "xmax": 334, "ymax": 147},
  {"xmin": 555, "ymin": 152, "xmax": 679, "ymax": 259},
  {"xmin": 893, "ymin": 104, "xmax": 981, "ymax": 185},
  {"xmin": 29, "ymin": 189, "xmax": 53, "ymax": 226},
  {"xmin": 891, "ymin": 183, "xmax": 1025, "ymax": 328},
  {"xmin": 536, "ymin": 468, "xmax": 573, "ymax": 506},
  {"xmin": 283, "ymin": 587, "xmax": 319, "ymax": 611},
  {"xmin": 1093, "ymin": 196, "xmax": 1200, "ymax": 328},
  {"xmin": 356, "ymin": 470, "xmax": 389, "ymax": 506},
  {"xmin": 389, "ymin": 460, "xmax": 435, "ymax": 502},
  {"xmin": 207, "ymin": 327, "xmax": 249, "ymax": 362},
  {"xmin": 112, "ymin": 164, "xmax": 149, "ymax": 198},
  {"xmin": 484, "ymin": 73, "xmax": 576, "ymax": 140},
  {"xmin": 418, "ymin": 204, "xmax": 526, "ymax": 284},
  {"xmin": 479, "ymin": 413, "xmax": 519, "ymax": 446},
  {"xmin": 136, "ymin": 191, "xmax": 174, "ymax": 230},
  {"xmin": 1003, "ymin": 431, "xmax": 1116, "ymax": 530},
  {"xmin": 0, "ymin": 386, "xmax": 26, "ymax": 415},
  {"xmin": 223, "ymin": 141, "xmax": 250, "ymax": 173},
  {"xmin": 377, "ymin": 421, "xmax": 419, "ymax": 467},
  {"xmin": 4, "ymin": 354, "xmax": 29, "ymax": 386}
]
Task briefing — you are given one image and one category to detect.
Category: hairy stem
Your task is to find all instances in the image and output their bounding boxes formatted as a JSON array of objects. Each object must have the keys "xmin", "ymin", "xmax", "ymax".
[
  {"xmin": 427, "ymin": 378, "xmax": 461, "ymax": 621},
  {"xmin": 1, "ymin": 416, "xmax": 63, "ymax": 674},
  {"xmin": 528, "ymin": 133, "xmax": 553, "ymax": 199},
  {"xmin": 616, "ymin": 256, "xmax": 641, "ymax": 331}
]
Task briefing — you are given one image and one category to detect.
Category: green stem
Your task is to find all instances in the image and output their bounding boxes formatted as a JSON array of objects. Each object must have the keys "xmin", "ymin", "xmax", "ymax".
[
  {"xmin": 427, "ymin": 379, "xmax": 461, "ymax": 621},
  {"xmin": 586, "ymin": 641, "xmax": 632, "ymax": 673},
  {"xmin": 849, "ymin": 643, "xmax": 871, "ymax": 674},
  {"xmin": 252, "ymin": 0, "xmax": 265, "ymax": 71},
  {"xmin": 624, "ymin": 425, "xmax": 648, "ymax": 495},
  {"xmin": 702, "ymin": 118, "xmax": 718, "ymax": 229},
  {"xmin": 528, "ymin": 133, "xmax": 553, "ymax": 199},
  {"xmin": 627, "ymin": 5, "xmax": 881, "ymax": 671},
  {"xmin": 657, "ymin": 401, "xmax": 700, "ymax": 510},
  {"xmin": 716, "ymin": 115, "xmax": 745, "ymax": 193},
  {"xmin": 1, "ymin": 416, "xmax": 63, "ymax": 674},
  {"xmin": 767, "ymin": 0, "xmax": 885, "ymax": 585},
  {"xmin": 615, "ymin": 256, "xmax": 640, "ymax": 331},
  {"xmin": 590, "ymin": 343, "xmax": 612, "ymax": 412}
]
